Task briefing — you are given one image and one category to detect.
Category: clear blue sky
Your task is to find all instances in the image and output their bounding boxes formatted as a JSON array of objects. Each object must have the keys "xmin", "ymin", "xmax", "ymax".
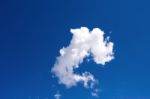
[{"xmin": 0, "ymin": 0, "xmax": 150, "ymax": 99}]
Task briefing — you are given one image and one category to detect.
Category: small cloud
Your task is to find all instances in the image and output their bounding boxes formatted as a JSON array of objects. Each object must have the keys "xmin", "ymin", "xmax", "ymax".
[
  {"xmin": 54, "ymin": 92, "xmax": 61, "ymax": 99},
  {"xmin": 51, "ymin": 27, "xmax": 114, "ymax": 96},
  {"xmin": 91, "ymin": 88, "xmax": 101, "ymax": 98},
  {"xmin": 91, "ymin": 92, "xmax": 99, "ymax": 97}
]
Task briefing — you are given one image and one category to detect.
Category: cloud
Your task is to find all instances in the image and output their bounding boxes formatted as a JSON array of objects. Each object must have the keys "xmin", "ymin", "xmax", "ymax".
[
  {"xmin": 51, "ymin": 27, "xmax": 114, "ymax": 89},
  {"xmin": 54, "ymin": 92, "xmax": 61, "ymax": 99},
  {"xmin": 91, "ymin": 89, "xmax": 100, "ymax": 97}
]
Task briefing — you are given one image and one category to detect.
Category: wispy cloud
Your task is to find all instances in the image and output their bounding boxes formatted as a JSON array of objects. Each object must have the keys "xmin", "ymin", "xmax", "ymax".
[
  {"xmin": 51, "ymin": 27, "xmax": 114, "ymax": 95},
  {"xmin": 54, "ymin": 92, "xmax": 61, "ymax": 99},
  {"xmin": 91, "ymin": 88, "xmax": 101, "ymax": 97}
]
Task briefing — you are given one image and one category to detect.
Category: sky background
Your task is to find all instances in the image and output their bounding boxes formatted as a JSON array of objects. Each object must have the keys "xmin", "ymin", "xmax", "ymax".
[{"xmin": 0, "ymin": 0, "xmax": 150, "ymax": 99}]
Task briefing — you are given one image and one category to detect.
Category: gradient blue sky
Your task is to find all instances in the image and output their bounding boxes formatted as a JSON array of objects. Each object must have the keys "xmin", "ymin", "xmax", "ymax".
[{"xmin": 0, "ymin": 0, "xmax": 150, "ymax": 99}]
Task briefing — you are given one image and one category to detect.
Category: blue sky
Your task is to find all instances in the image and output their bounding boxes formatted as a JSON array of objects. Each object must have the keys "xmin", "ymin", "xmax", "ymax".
[{"xmin": 0, "ymin": 0, "xmax": 150, "ymax": 99}]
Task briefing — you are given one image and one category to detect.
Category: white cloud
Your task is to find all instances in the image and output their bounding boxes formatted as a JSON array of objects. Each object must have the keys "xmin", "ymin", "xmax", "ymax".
[
  {"xmin": 91, "ymin": 88, "xmax": 100, "ymax": 98},
  {"xmin": 51, "ymin": 27, "xmax": 114, "ymax": 89},
  {"xmin": 54, "ymin": 92, "xmax": 61, "ymax": 99},
  {"xmin": 91, "ymin": 92, "xmax": 99, "ymax": 97}
]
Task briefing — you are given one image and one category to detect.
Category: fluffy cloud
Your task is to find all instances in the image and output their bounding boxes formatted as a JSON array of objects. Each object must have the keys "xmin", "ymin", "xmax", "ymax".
[{"xmin": 51, "ymin": 27, "xmax": 114, "ymax": 89}]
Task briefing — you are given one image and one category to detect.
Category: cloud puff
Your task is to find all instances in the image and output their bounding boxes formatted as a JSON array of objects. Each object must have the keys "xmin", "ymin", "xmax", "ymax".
[
  {"xmin": 51, "ymin": 27, "xmax": 114, "ymax": 88},
  {"xmin": 54, "ymin": 92, "xmax": 61, "ymax": 99},
  {"xmin": 91, "ymin": 88, "xmax": 101, "ymax": 97}
]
